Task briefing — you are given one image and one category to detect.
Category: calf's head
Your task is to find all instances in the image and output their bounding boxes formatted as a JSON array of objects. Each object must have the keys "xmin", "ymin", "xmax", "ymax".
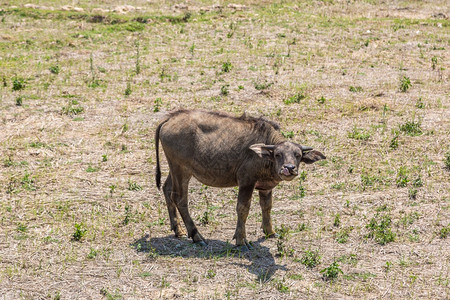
[{"xmin": 250, "ymin": 142, "xmax": 326, "ymax": 181}]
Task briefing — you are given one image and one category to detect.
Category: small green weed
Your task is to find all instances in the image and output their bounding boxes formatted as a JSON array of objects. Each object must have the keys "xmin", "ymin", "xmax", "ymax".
[
  {"xmin": 390, "ymin": 133, "xmax": 399, "ymax": 149},
  {"xmin": 366, "ymin": 214, "xmax": 395, "ymax": 245},
  {"xmin": 86, "ymin": 165, "xmax": 98, "ymax": 173},
  {"xmin": 21, "ymin": 172, "xmax": 36, "ymax": 191},
  {"xmin": 348, "ymin": 127, "xmax": 371, "ymax": 141},
  {"xmin": 128, "ymin": 180, "xmax": 142, "ymax": 191},
  {"xmin": 333, "ymin": 213, "xmax": 341, "ymax": 227},
  {"xmin": 221, "ymin": 61, "xmax": 232, "ymax": 73},
  {"xmin": 408, "ymin": 188, "xmax": 418, "ymax": 200},
  {"xmin": 399, "ymin": 120, "xmax": 422, "ymax": 136},
  {"xmin": 396, "ymin": 166, "xmax": 409, "ymax": 187},
  {"xmin": 220, "ymin": 85, "xmax": 229, "ymax": 96},
  {"xmin": 49, "ymin": 65, "xmax": 60, "ymax": 74},
  {"xmin": 349, "ymin": 86, "xmax": 363, "ymax": 92},
  {"xmin": 12, "ymin": 77, "xmax": 26, "ymax": 91},
  {"xmin": 72, "ymin": 223, "xmax": 87, "ymax": 242},
  {"xmin": 87, "ymin": 248, "xmax": 98, "ymax": 259},
  {"xmin": 17, "ymin": 223, "xmax": 28, "ymax": 232},
  {"xmin": 153, "ymin": 98, "xmax": 162, "ymax": 112},
  {"xmin": 135, "ymin": 39, "xmax": 140, "ymax": 74},
  {"xmin": 299, "ymin": 250, "xmax": 321, "ymax": 268},
  {"xmin": 16, "ymin": 96, "xmax": 23, "ymax": 106},
  {"xmin": 399, "ymin": 76, "xmax": 411, "ymax": 92},
  {"xmin": 123, "ymin": 204, "xmax": 132, "ymax": 225},
  {"xmin": 254, "ymin": 81, "xmax": 273, "ymax": 90},
  {"xmin": 206, "ymin": 269, "xmax": 216, "ymax": 279},
  {"xmin": 444, "ymin": 151, "xmax": 450, "ymax": 170},
  {"xmin": 415, "ymin": 97, "xmax": 425, "ymax": 109},
  {"xmin": 439, "ymin": 225, "xmax": 449, "ymax": 239},
  {"xmin": 124, "ymin": 81, "xmax": 132, "ymax": 96},
  {"xmin": 284, "ymin": 92, "xmax": 306, "ymax": 104},
  {"xmin": 62, "ymin": 100, "xmax": 84, "ymax": 116},
  {"xmin": 273, "ymin": 278, "xmax": 289, "ymax": 293},
  {"xmin": 431, "ymin": 56, "xmax": 438, "ymax": 70},
  {"xmin": 336, "ymin": 227, "xmax": 353, "ymax": 244},
  {"xmin": 281, "ymin": 131, "xmax": 294, "ymax": 138},
  {"xmin": 317, "ymin": 96, "xmax": 327, "ymax": 104},
  {"xmin": 320, "ymin": 261, "xmax": 343, "ymax": 280}
]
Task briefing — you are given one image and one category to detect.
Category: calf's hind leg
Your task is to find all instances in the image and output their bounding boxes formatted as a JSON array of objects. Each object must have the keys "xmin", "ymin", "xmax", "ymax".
[
  {"xmin": 162, "ymin": 174, "xmax": 185, "ymax": 237},
  {"xmin": 169, "ymin": 164, "xmax": 206, "ymax": 246},
  {"xmin": 259, "ymin": 190, "xmax": 277, "ymax": 238}
]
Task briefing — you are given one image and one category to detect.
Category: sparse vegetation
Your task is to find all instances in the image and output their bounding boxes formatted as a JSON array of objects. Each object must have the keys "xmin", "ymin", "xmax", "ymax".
[
  {"xmin": 0, "ymin": 2, "xmax": 447, "ymax": 299},
  {"xmin": 366, "ymin": 214, "xmax": 395, "ymax": 245},
  {"xmin": 399, "ymin": 76, "xmax": 412, "ymax": 92},
  {"xmin": 299, "ymin": 250, "xmax": 321, "ymax": 268},
  {"xmin": 72, "ymin": 223, "xmax": 87, "ymax": 242},
  {"xmin": 320, "ymin": 261, "xmax": 343, "ymax": 280}
]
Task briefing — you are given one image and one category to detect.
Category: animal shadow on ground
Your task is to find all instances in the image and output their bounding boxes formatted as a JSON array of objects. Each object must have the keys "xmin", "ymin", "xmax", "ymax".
[{"xmin": 132, "ymin": 235, "xmax": 287, "ymax": 282}]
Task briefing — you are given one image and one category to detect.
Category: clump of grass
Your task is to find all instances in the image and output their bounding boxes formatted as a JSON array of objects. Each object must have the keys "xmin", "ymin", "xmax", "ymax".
[
  {"xmin": 333, "ymin": 213, "xmax": 341, "ymax": 227},
  {"xmin": 254, "ymin": 80, "xmax": 273, "ymax": 90},
  {"xmin": 317, "ymin": 96, "xmax": 327, "ymax": 104},
  {"xmin": 399, "ymin": 76, "xmax": 411, "ymax": 92},
  {"xmin": 349, "ymin": 86, "xmax": 363, "ymax": 92},
  {"xmin": 336, "ymin": 227, "xmax": 353, "ymax": 243},
  {"xmin": 124, "ymin": 80, "xmax": 132, "ymax": 96},
  {"xmin": 135, "ymin": 39, "xmax": 141, "ymax": 75},
  {"xmin": 439, "ymin": 225, "xmax": 449, "ymax": 239},
  {"xmin": 396, "ymin": 166, "xmax": 409, "ymax": 187},
  {"xmin": 274, "ymin": 278, "xmax": 289, "ymax": 293},
  {"xmin": 444, "ymin": 151, "xmax": 450, "ymax": 170},
  {"xmin": 399, "ymin": 119, "xmax": 422, "ymax": 136},
  {"xmin": 415, "ymin": 97, "xmax": 425, "ymax": 109},
  {"xmin": 299, "ymin": 250, "xmax": 321, "ymax": 268},
  {"xmin": 153, "ymin": 98, "xmax": 162, "ymax": 112},
  {"xmin": 281, "ymin": 131, "xmax": 294, "ymax": 138},
  {"xmin": 15, "ymin": 96, "xmax": 23, "ymax": 106},
  {"xmin": 123, "ymin": 204, "xmax": 132, "ymax": 225},
  {"xmin": 62, "ymin": 99, "xmax": 84, "ymax": 116},
  {"xmin": 366, "ymin": 214, "xmax": 395, "ymax": 245},
  {"xmin": 390, "ymin": 133, "xmax": 399, "ymax": 149},
  {"xmin": 21, "ymin": 172, "xmax": 36, "ymax": 191},
  {"xmin": 220, "ymin": 85, "xmax": 229, "ymax": 96},
  {"xmin": 348, "ymin": 127, "xmax": 371, "ymax": 141},
  {"xmin": 49, "ymin": 65, "xmax": 60, "ymax": 74},
  {"xmin": 128, "ymin": 180, "xmax": 142, "ymax": 191},
  {"xmin": 284, "ymin": 92, "xmax": 306, "ymax": 104},
  {"xmin": 320, "ymin": 261, "xmax": 343, "ymax": 280},
  {"xmin": 87, "ymin": 248, "xmax": 98, "ymax": 259},
  {"xmin": 12, "ymin": 77, "xmax": 26, "ymax": 91},
  {"xmin": 72, "ymin": 223, "xmax": 87, "ymax": 241},
  {"xmin": 221, "ymin": 61, "xmax": 232, "ymax": 73}
]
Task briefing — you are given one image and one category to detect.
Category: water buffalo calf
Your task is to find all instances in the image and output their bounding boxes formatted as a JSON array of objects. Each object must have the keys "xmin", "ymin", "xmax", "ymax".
[{"xmin": 155, "ymin": 109, "xmax": 325, "ymax": 251}]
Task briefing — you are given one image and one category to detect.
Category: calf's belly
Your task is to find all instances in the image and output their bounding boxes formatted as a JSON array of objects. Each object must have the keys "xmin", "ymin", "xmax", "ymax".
[{"xmin": 192, "ymin": 171, "xmax": 238, "ymax": 188}]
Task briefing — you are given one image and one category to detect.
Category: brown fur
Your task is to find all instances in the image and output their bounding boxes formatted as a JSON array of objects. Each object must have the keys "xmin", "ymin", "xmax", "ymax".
[{"xmin": 154, "ymin": 109, "xmax": 325, "ymax": 249}]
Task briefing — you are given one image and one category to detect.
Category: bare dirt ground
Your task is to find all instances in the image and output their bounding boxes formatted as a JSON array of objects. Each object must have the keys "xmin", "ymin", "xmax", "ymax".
[{"xmin": 0, "ymin": 1, "xmax": 449, "ymax": 299}]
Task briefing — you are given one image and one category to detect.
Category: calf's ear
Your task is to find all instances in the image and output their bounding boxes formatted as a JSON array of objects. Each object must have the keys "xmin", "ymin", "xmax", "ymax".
[
  {"xmin": 301, "ymin": 150, "xmax": 326, "ymax": 164},
  {"xmin": 250, "ymin": 143, "xmax": 275, "ymax": 158}
]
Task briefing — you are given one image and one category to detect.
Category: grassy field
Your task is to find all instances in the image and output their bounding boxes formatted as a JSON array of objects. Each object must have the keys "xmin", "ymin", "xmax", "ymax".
[{"xmin": 0, "ymin": 0, "xmax": 449, "ymax": 299}]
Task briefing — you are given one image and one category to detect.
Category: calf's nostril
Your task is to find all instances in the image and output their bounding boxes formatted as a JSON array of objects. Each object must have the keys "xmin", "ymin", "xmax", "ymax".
[{"xmin": 285, "ymin": 164, "xmax": 296, "ymax": 171}]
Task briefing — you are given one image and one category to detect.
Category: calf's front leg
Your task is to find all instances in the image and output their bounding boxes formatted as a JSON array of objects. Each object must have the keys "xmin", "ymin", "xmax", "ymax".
[{"xmin": 233, "ymin": 185, "xmax": 254, "ymax": 251}]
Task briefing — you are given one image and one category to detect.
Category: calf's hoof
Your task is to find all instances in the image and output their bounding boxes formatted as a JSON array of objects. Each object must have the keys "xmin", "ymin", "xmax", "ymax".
[
  {"xmin": 195, "ymin": 240, "xmax": 207, "ymax": 247},
  {"xmin": 234, "ymin": 241, "xmax": 253, "ymax": 252}
]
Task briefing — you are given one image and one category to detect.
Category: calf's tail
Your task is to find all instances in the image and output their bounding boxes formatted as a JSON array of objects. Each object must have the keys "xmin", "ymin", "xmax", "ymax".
[{"xmin": 155, "ymin": 120, "xmax": 166, "ymax": 190}]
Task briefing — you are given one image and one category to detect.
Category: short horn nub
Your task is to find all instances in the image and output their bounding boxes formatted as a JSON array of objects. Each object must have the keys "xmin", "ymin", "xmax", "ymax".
[{"xmin": 301, "ymin": 146, "xmax": 313, "ymax": 152}]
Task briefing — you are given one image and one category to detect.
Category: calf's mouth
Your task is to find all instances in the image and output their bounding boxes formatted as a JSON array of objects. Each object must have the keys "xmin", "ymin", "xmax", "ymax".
[{"xmin": 279, "ymin": 167, "xmax": 298, "ymax": 180}]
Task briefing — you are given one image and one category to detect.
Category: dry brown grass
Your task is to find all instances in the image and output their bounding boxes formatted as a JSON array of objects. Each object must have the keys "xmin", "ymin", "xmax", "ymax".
[{"xmin": 0, "ymin": 1, "xmax": 449, "ymax": 299}]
